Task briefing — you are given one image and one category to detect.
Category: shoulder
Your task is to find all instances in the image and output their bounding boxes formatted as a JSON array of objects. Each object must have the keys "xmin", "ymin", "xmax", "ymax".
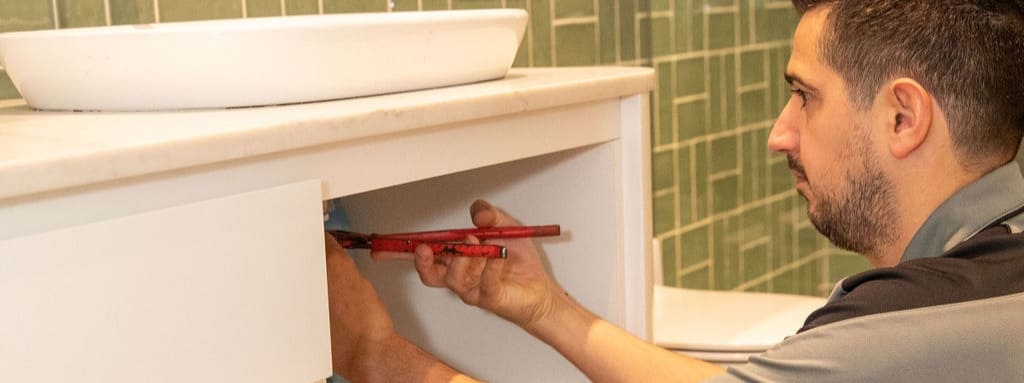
[{"xmin": 800, "ymin": 227, "xmax": 1024, "ymax": 332}]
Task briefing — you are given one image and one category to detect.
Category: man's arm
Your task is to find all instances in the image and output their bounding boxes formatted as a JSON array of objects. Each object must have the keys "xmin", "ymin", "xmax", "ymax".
[
  {"xmin": 402, "ymin": 201, "xmax": 725, "ymax": 382},
  {"xmin": 324, "ymin": 234, "xmax": 478, "ymax": 383}
]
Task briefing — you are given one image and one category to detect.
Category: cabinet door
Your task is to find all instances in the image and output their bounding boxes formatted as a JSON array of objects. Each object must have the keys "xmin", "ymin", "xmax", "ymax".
[{"xmin": 0, "ymin": 180, "xmax": 331, "ymax": 382}]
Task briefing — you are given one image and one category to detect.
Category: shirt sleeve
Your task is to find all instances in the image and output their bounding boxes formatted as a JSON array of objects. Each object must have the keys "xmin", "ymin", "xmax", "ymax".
[{"xmin": 700, "ymin": 292, "xmax": 1024, "ymax": 383}]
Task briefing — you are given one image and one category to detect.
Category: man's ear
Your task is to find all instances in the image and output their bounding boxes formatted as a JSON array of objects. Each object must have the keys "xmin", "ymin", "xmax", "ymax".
[{"xmin": 885, "ymin": 78, "xmax": 933, "ymax": 159}]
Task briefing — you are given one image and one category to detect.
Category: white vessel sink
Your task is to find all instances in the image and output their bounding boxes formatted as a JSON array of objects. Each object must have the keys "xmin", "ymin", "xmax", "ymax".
[{"xmin": 0, "ymin": 9, "xmax": 527, "ymax": 111}]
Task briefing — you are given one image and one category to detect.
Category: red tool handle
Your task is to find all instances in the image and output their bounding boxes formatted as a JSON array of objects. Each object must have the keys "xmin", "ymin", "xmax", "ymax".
[
  {"xmin": 376, "ymin": 225, "xmax": 560, "ymax": 242},
  {"xmin": 370, "ymin": 238, "xmax": 507, "ymax": 258}
]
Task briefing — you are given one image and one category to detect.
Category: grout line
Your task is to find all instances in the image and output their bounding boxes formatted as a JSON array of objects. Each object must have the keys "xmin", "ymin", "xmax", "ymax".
[
  {"xmin": 764, "ymin": 1, "xmax": 794, "ymax": 9},
  {"xmin": 705, "ymin": 5, "xmax": 740, "ymax": 14},
  {"xmin": 593, "ymin": 0, "xmax": 600, "ymax": 65},
  {"xmin": 51, "ymin": 0, "xmax": 60, "ymax": 29},
  {"xmin": 525, "ymin": 0, "xmax": 533, "ymax": 66},
  {"xmin": 153, "ymin": 0, "xmax": 161, "ymax": 23},
  {"xmin": 709, "ymin": 168, "xmax": 741, "ymax": 182},
  {"xmin": 318, "ymin": 0, "xmax": 323, "ymax": 14},
  {"xmin": 654, "ymin": 187, "xmax": 676, "ymax": 198},
  {"xmin": 674, "ymin": 260, "xmax": 712, "ymax": 280},
  {"xmin": 672, "ymin": 93, "xmax": 709, "ymax": 105},
  {"xmin": 740, "ymin": 236, "xmax": 771, "ymax": 253},
  {"xmin": 738, "ymin": 82, "xmax": 769, "ymax": 93},
  {"xmin": 280, "ymin": 0, "xmax": 286, "ymax": 16},
  {"xmin": 104, "ymin": 0, "xmax": 112, "ymax": 25},
  {"xmin": 651, "ymin": 41, "xmax": 792, "ymax": 65},
  {"xmin": 418, "ymin": 0, "xmax": 423, "ymax": 11},
  {"xmin": 550, "ymin": 0, "xmax": 556, "ymax": 66},
  {"xmin": 614, "ymin": 0, "xmax": 621, "ymax": 64},
  {"xmin": 551, "ymin": 16, "xmax": 598, "ymax": 26},
  {"xmin": 241, "ymin": 0, "xmax": 248, "ymax": 18},
  {"xmin": 649, "ymin": 10, "xmax": 672, "ymax": 18}
]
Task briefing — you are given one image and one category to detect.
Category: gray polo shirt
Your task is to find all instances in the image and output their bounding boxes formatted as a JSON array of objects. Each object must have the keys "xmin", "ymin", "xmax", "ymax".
[{"xmin": 706, "ymin": 163, "xmax": 1024, "ymax": 382}]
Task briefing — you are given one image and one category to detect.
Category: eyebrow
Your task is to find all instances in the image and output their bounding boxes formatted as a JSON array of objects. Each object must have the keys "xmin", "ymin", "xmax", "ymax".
[{"xmin": 784, "ymin": 73, "xmax": 820, "ymax": 93}]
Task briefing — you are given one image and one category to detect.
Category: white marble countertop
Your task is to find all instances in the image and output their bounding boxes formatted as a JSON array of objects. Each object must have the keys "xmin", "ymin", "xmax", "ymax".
[{"xmin": 0, "ymin": 66, "xmax": 653, "ymax": 202}]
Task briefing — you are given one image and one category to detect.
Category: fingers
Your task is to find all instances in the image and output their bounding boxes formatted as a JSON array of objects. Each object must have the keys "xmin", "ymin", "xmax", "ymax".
[
  {"xmin": 413, "ymin": 243, "xmax": 449, "ymax": 287},
  {"xmin": 470, "ymin": 199, "xmax": 522, "ymax": 228}
]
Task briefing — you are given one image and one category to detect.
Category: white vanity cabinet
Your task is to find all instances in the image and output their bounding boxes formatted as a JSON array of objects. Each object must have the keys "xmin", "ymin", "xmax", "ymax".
[{"xmin": 0, "ymin": 67, "xmax": 654, "ymax": 382}]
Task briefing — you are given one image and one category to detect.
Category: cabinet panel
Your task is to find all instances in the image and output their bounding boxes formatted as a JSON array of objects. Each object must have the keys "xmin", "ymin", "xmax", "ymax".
[{"xmin": 0, "ymin": 180, "xmax": 331, "ymax": 382}]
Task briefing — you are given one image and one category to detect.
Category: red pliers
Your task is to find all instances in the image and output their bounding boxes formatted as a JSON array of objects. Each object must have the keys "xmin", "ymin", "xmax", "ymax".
[{"xmin": 327, "ymin": 225, "xmax": 560, "ymax": 259}]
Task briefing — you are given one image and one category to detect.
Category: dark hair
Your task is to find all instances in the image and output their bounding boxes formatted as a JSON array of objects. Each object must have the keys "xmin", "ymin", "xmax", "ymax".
[{"xmin": 792, "ymin": 0, "xmax": 1024, "ymax": 170}]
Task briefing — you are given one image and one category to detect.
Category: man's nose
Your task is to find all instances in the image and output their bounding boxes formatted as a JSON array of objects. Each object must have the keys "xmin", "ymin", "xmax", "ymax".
[{"xmin": 768, "ymin": 100, "xmax": 799, "ymax": 153}]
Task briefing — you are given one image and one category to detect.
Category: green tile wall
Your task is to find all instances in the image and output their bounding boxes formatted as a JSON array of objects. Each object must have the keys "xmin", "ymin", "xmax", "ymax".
[{"xmin": 0, "ymin": 0, "xmax": 882, "ymax": 297}]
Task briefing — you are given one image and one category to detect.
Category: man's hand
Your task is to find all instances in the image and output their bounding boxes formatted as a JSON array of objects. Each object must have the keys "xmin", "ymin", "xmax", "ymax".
[
  {"xmin": 325, "ymin": 233, "xmax": 478, "ymax": 383},
  {"xmin": 404, "ymin": 200, "xmax": 565, "ymax": 329}
]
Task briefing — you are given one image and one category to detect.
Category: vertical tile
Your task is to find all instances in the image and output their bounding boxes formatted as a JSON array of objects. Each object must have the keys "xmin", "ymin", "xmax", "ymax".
[
  {"xmin": 689, "ymin": 0, "xmax": 704, "ymax": 51},
  {"xmin": 680, "ymin": 225, "xmax": 709, "ymax": 268},
  {"xmin": 598, "ymin": 0, "xmax": 616, "ymax": 64},
  {"xmin": 554, "ymin": 0, "xmax": 593, "ymax": 18},
  {"xmin": 707, "ymin": 12, "xmax": 735, "ymax": 50},
  {"xmin": 421, "ymin": 0, "xmax": 448, "ymax": 10},
  {"xmin": 740, "ymin": 205, "xmax": 768, "ymax": 242},
  {"xmin": 676, "ymin": 99, "xmax": 706, "ymax": 141},
  {"xmin": 0, "ymin": 0, "xmax": 54, "ymax": 32},
  {"xmin": 555, "ymin": 23, "xmax": 597, "ymax": 66},
  {"xmin": 742, "ymin": 243, "xmax": 768, "ymax": 282},
  {"xmin": 738, "ymin": 0, "xmax": 750, "ymax": 45},
  {"xmin": 529, "ymin": 0, "xmax": 552, "ymax": 66},
  {"xmin": 673, "ymin": 0, "xmax": 691, "ymax": 53},
  {"xmin": 723, "ymin": 53, "xmax": 737, "ymax": 132},
  {"xmin": 675, "ymin": 57, "xmax": 705, "ymax": 97},
  {"xmin": 0, "ymin": 70, "xmax": 20, "ymax": 99},
  {"xmin": 676, "ymin": 145, "xmax": 694, "ymax": 224},
  {"xmin": 740, "ymin": 88, "xmax": 767, "ymax": 125},
  {"xmin": 109, "ymin": 0, "xmax": 155, "ymax": 24},
  {"xmin": 694, "ymin": 141, "xmax": 709, "ymax": 220},
  {"xmin": 649, "ymin": 16, "xmax": 671, "ymax": 57},
  {"xmin": 713, "ymin": 216, "xmax": 741, "ymax": 290},
  {"xmin": 285, "ymin": 0, "xmax": 320, "ymax": 15},
  {"xmin": 710, "ymin": 135, "xmax": 738, "ymax": 173},
  {"xmin": 711, "ymin": 175, "xmax": 739, "ymax": 213},
  {"xmin": 652, "ymin": 150, "xmax": 675, "ymax": 191},
  {"xmin": 741, "ymin": 130, "xmax": 765, "ymax": 203},
  {"xmin": 708, "ymin": 55, "xmax": 724, "ymax": 133},
  {"xmin": 637, "ymin": 17, "xmax": 651, "ymax": 60},
  {"xmin": 798, "ymin": 225, "xmax": 820, "ymax": 259},
  {"xmin": 452, "ymin": 0, "xmax": 502, "ymax": 9},
  {"xmin": 391, "ymin": 0, "xmax": 420, "ymax": 11},
  {"xmin": 247, "ymin": 0, "xmax": 284, "ymax": 17},
  {"xmin": 619, "ymin": 0, "xmax": 636, "ymax": 61},
  {"xmin": 57, "ymin": 0, "xmax": 107, "ymax": 28},
  {"xmin": 159, "ymin": 0, "xmax": 243, "ymax": 22},
  {"xmin": 661, "ymin": 235, "xmax": 678, "ymax": 286},
  {"xmin": 770, "ymin": 196, "xmax": 795, "ymax": 270},
  {"xmin": 656, "ymin": 61, "xmax": 673, "ymax": 145},
  {"xmin": 740, "ymin": 49, "xmax": 765, "ymax": 86},
  {"xmin": 653, "ymin": 193, "xmax": 676, "ymax": 236},
  {"xmin": 323, "ymin": 0, "xmax": 388, "ymax": 13}
]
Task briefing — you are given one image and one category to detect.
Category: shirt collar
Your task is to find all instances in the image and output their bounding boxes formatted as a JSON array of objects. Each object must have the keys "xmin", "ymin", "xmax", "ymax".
[{"xmin": 900, "ymin": 162, "xmax": 1024, "ymax": 262}]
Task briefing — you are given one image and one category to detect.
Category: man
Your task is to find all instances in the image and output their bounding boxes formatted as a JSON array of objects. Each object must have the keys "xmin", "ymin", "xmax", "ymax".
[{"xmin": 326, "ymin": 0, "xmax": 1024, "ymax": 381}]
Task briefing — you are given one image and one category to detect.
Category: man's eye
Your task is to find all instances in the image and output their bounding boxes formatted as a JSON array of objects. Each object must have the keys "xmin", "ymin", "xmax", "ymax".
[{"xmin": 790, "ymin": 88, "xmax": 809, "ymax": 108}]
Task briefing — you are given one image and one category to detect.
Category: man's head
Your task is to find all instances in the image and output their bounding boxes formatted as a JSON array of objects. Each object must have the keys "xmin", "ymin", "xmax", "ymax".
[
  {"xmin": 793, "ymin": 0, "xmax": 1024, "ymax": 170},
  {"xmin": 770, "ymin": 1, "xmax": 1024, "ymax": 261}
]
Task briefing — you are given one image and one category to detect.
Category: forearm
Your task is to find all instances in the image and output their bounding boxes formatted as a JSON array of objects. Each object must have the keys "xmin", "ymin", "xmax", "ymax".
[
  {"xmin": 523, "ymin": 293, "xmax": 725, "ymax": 383},
  {"xmin": 337, "ymin": 333, "xmax": 478, "ymax": 383}
]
